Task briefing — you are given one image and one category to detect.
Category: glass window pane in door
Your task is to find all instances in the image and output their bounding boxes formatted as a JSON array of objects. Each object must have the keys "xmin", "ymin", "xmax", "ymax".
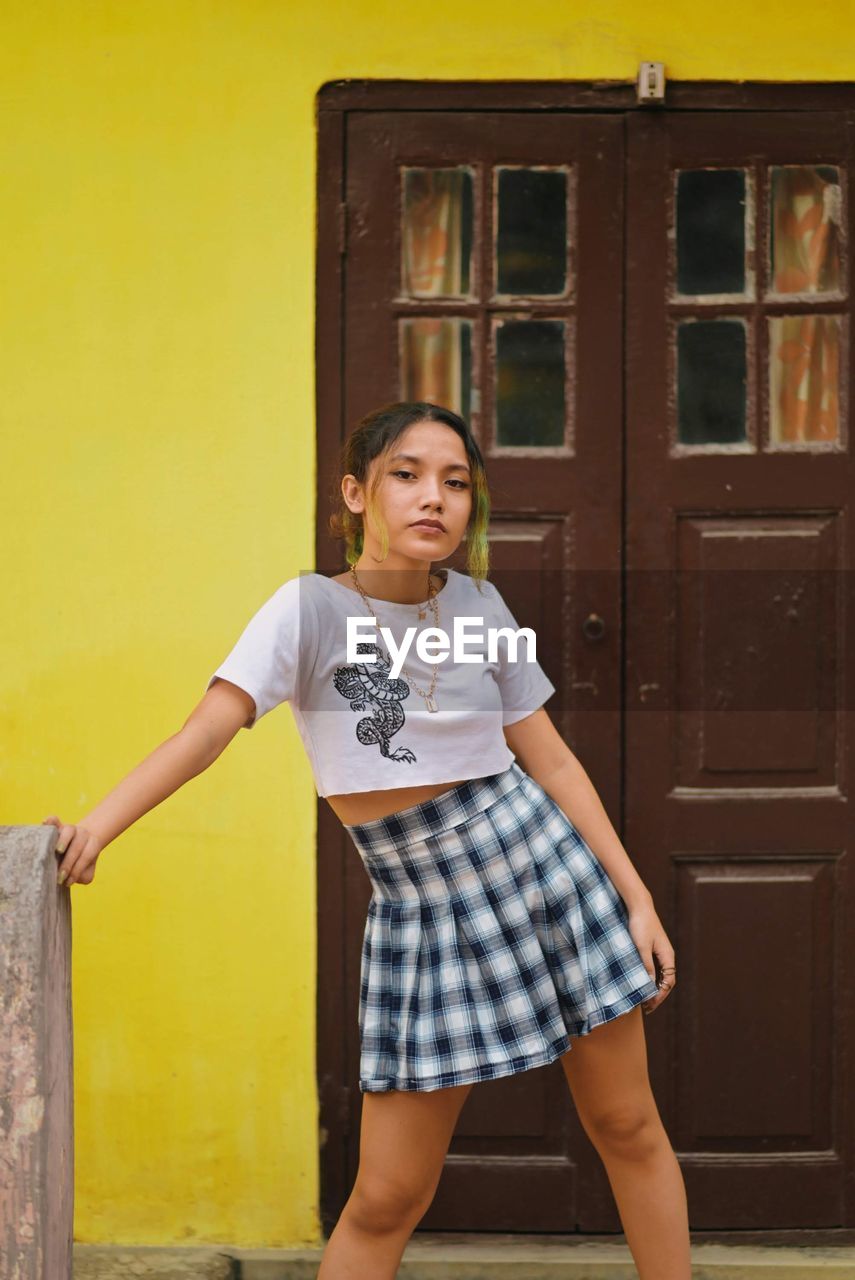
[
  {"xmin": 400, "ymin": 317, "xmax": 473, "ymax": 420},
  {"xmin": 495, "ymin": 319, "xmax": 565, "ymax": 446},
  {"xmin": 768, "ymin": 313, "xmax": 841, "ymax": 445},
  {"xmin": 769, "ymin": 165, "xmax": 843, "ymax": 296},
  {"xmin": 675, "ymin": 169, "xmax": 746, "ymax": 296},
  {"xmin": 677, "ymin": 318, "xmax": 747, "ymax": 444},
  {"xmin": 401, "ymin": 168, "xmax": 474, "ymax": 298},
  {"xmin": 496, "ymin": 167, "xmax": 568, "ymax": 296}
]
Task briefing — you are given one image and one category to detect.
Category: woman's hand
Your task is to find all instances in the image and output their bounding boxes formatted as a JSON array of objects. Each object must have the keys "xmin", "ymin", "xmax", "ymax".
[
  {"xmin": 42, "ymin": 816, "xmax": 105, "ymax": 887},
  {"xmin": 625, "ymin": 897, "xmax": 677, "ymax": 1015}
]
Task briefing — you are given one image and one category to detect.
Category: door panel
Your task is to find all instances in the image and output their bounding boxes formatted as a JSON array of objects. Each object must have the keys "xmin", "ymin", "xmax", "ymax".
[
  {"xmin": 625, "ymin": 110, "xmax": 854, "ymax": 1226},
  {"xmin": 337, "ymin": 110, "xmax": 627, "ymax": 1230}
]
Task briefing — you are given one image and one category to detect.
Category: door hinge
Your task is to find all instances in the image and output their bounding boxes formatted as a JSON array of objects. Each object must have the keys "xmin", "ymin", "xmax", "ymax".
[{"xmin": 337, "ymin": 201, "xmax": 348, "ymax": 255}]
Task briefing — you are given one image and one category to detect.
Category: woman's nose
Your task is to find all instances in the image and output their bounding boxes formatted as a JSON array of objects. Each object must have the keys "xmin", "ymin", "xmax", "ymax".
[{"xmin": 420, "ymin": 484, "xmax": 444, "ymax": 508}]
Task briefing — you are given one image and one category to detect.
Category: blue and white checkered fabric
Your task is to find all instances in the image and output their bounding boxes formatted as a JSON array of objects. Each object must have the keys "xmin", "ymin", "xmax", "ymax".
[{"xmin": 344, "ymin": 762, "xmax": 659, "ymax": 1094}]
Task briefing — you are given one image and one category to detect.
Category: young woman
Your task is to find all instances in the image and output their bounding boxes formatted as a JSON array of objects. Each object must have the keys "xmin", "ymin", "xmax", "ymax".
[{"xmin": 45, "ymin": 401, "xmax": 690, "ymax": 1279}]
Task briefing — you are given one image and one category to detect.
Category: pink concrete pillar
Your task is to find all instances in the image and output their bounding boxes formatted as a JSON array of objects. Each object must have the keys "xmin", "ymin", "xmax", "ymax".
[{"xmin": 0, "ymin": 825, "xmax": 73, "ymax": 1279}]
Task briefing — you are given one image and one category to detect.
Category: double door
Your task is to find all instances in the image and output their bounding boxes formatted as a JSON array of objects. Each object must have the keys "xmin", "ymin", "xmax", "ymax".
[{"xmin": 316, "ymin": 104, "xmax": 854, "ymax": 1231}]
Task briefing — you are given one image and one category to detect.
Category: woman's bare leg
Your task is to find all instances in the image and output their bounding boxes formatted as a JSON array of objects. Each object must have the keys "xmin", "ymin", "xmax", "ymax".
[
  {"xmin": 559, "ymin": 1006, "xmax": 691, "ymax": 1280},
  {"xmin": 318, "ymin": 1080, "xmax": 473, "ymax": 1280}
]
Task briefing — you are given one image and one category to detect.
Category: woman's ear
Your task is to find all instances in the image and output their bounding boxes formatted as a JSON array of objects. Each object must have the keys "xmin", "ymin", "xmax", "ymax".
[{"xmin": 341, "ymin": 473, "xmax": 365, "ymax": 515}]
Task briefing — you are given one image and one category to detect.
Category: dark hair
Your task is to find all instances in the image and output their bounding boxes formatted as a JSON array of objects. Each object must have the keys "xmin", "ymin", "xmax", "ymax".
[{"xmin": 328, "ymin": 401, "xmax": 491, "ymax": 581}]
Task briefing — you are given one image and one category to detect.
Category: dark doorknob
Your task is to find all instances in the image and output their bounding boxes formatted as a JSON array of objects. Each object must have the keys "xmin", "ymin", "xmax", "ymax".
[{"xmin": 582, "ymin": 612, "xmax": 606, "ymax": 641}]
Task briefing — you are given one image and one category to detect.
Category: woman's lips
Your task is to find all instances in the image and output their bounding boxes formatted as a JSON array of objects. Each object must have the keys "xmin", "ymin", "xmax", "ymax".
[{"xmin": 410, "ymin": 523, "xmax": 445, "ymax": 533}]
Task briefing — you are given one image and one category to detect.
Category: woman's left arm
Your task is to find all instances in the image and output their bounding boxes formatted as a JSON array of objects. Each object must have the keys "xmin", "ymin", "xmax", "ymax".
[{"xmin": 504, "ymin": 707, "xmax": 676, "ymax": 1011}]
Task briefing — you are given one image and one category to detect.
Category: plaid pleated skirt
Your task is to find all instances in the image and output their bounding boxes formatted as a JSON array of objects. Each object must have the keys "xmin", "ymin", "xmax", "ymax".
[{"xmin": 344, "ymin": 761, "xmax": 659, "ymax": 1094}]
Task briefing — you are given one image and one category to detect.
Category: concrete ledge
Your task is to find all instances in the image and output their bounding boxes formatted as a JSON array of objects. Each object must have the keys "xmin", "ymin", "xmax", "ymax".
[
  {"xmin": 0, "ymin": 825, "xmax": 74, "ymax": 1279},
  {"xmin": 72, "ymin": 1245, "xmax": 236, "ymax": 1278},
  {"xmin": 71, "ymin": 1237, "xmax": 855, "ymax": 1279}
]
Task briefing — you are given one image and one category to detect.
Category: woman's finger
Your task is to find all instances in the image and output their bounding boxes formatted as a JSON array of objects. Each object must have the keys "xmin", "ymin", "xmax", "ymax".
[
  {"xmin": 62, "ymin": 836, "xmax": 101, "ymax": 887},
  {"xmin": 651, "ymin": 979, "xmax": 677, "ymax": 1013},
  {"xmin": 56, "ymin": 828, "xmax": 80, "ymax": 884},
  {"xmin": 642, "ymin": 934, "xmax": 677, "ymax": 1013},
  {"xmin": 66, "ymin": 852, "xmax": 97, "ymax": 887}
]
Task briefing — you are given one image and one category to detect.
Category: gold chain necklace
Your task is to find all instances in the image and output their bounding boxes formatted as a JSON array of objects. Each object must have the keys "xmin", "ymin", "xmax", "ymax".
[{"xmin": 348, "ymin": 563, "xmax": 442, "ymax": 712}]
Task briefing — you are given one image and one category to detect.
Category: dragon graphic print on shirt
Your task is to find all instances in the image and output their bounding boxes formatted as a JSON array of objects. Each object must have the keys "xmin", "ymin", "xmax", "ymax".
[{"xmin": 332, "ymin": 640, "xmax": 417, "ymax": 763}]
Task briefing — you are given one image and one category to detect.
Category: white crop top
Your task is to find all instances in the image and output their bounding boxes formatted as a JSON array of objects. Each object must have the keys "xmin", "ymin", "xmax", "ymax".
[{"xmin": 206, "ymin": 568, "xmax": 556, "ymax": 797}]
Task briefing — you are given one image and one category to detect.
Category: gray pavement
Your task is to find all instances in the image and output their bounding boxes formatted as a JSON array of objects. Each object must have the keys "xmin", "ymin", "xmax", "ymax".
[{"xmin": 72, "ymin": 1234, "xmax": 855, "ymax": 1279}]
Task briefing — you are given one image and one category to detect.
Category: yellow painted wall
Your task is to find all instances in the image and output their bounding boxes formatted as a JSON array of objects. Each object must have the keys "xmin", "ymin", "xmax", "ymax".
[{"xmin": 3, "ymin": 0, "xmax": 852, "ymax": 1250}]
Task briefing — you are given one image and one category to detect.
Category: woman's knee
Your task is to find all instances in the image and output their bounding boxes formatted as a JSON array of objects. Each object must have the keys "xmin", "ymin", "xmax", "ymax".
[
  {"xmin": 582, "ymin": 1101, "xmax": 663, "ymax": 1160},
  {"xmin": 346, "ymin": 1171, "xmax": 435, "ymax": 1236}
]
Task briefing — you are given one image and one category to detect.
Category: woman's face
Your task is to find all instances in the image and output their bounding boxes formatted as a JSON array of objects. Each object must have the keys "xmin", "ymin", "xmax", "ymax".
[{"xmin": 348, "ymin": 420, "xmax": 474, "ymax": 565}]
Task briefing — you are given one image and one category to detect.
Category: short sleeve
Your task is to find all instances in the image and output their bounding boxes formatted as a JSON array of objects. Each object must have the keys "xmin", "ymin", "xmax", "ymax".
[
  {"xmin": 487, "ymin": 582, "xmax": 557, "ymax": 726},
  {"xmin": 205, "ymin": 575, "xmax": 312, "ymax": 728}
]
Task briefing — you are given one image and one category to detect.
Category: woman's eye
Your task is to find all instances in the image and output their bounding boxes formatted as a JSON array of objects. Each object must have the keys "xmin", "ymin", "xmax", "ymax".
[{"xmin": 390, "ymin": 469, "xmax": 469, "ymax": 489}]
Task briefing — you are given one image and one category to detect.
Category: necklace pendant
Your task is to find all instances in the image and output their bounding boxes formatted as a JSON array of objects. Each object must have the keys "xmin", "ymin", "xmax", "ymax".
[{"xmin": 424, "ymin": 693, "xmax": 439, "ymax": 713}]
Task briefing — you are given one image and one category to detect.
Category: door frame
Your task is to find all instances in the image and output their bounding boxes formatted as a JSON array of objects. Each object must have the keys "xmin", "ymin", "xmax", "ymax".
[{"xmin": 314, "ymin": 77, "xmax": 855, "ymax": 1235}]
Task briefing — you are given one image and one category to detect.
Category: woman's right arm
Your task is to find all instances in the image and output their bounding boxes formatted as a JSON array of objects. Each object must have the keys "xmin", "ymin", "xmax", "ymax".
[{"xmin": 44, "ymin": 678, "xmax": 256, "ymax": 888}]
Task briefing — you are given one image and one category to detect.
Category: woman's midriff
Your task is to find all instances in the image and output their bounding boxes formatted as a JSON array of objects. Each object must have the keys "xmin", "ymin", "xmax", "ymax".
[{"xmin": 326, "ymin": 779, "xmax": 471, "ymax": 825}]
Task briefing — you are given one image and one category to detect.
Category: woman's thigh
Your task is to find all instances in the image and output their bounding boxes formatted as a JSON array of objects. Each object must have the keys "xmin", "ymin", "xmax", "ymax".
[
  {"xmin": 352, "ymin": 1081, "xmax": 474, "ymax": 1215},
  {"xmin": 558, "ymin": 1007, "xmax": 660, "ymax": 1140}
]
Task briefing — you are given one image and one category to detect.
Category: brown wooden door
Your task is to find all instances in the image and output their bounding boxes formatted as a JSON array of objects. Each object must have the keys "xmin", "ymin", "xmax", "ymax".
[
  {"xmin": 316, "ymin": 101, "xmax": 855, "ymax": 1233},
  {"xmin": 625, "ymin": 110, "xmax": 854, "ymax": 1228},
  {"xmin": 333, "ymin": 109, "xmax": 628, "ymax": 1232}
]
